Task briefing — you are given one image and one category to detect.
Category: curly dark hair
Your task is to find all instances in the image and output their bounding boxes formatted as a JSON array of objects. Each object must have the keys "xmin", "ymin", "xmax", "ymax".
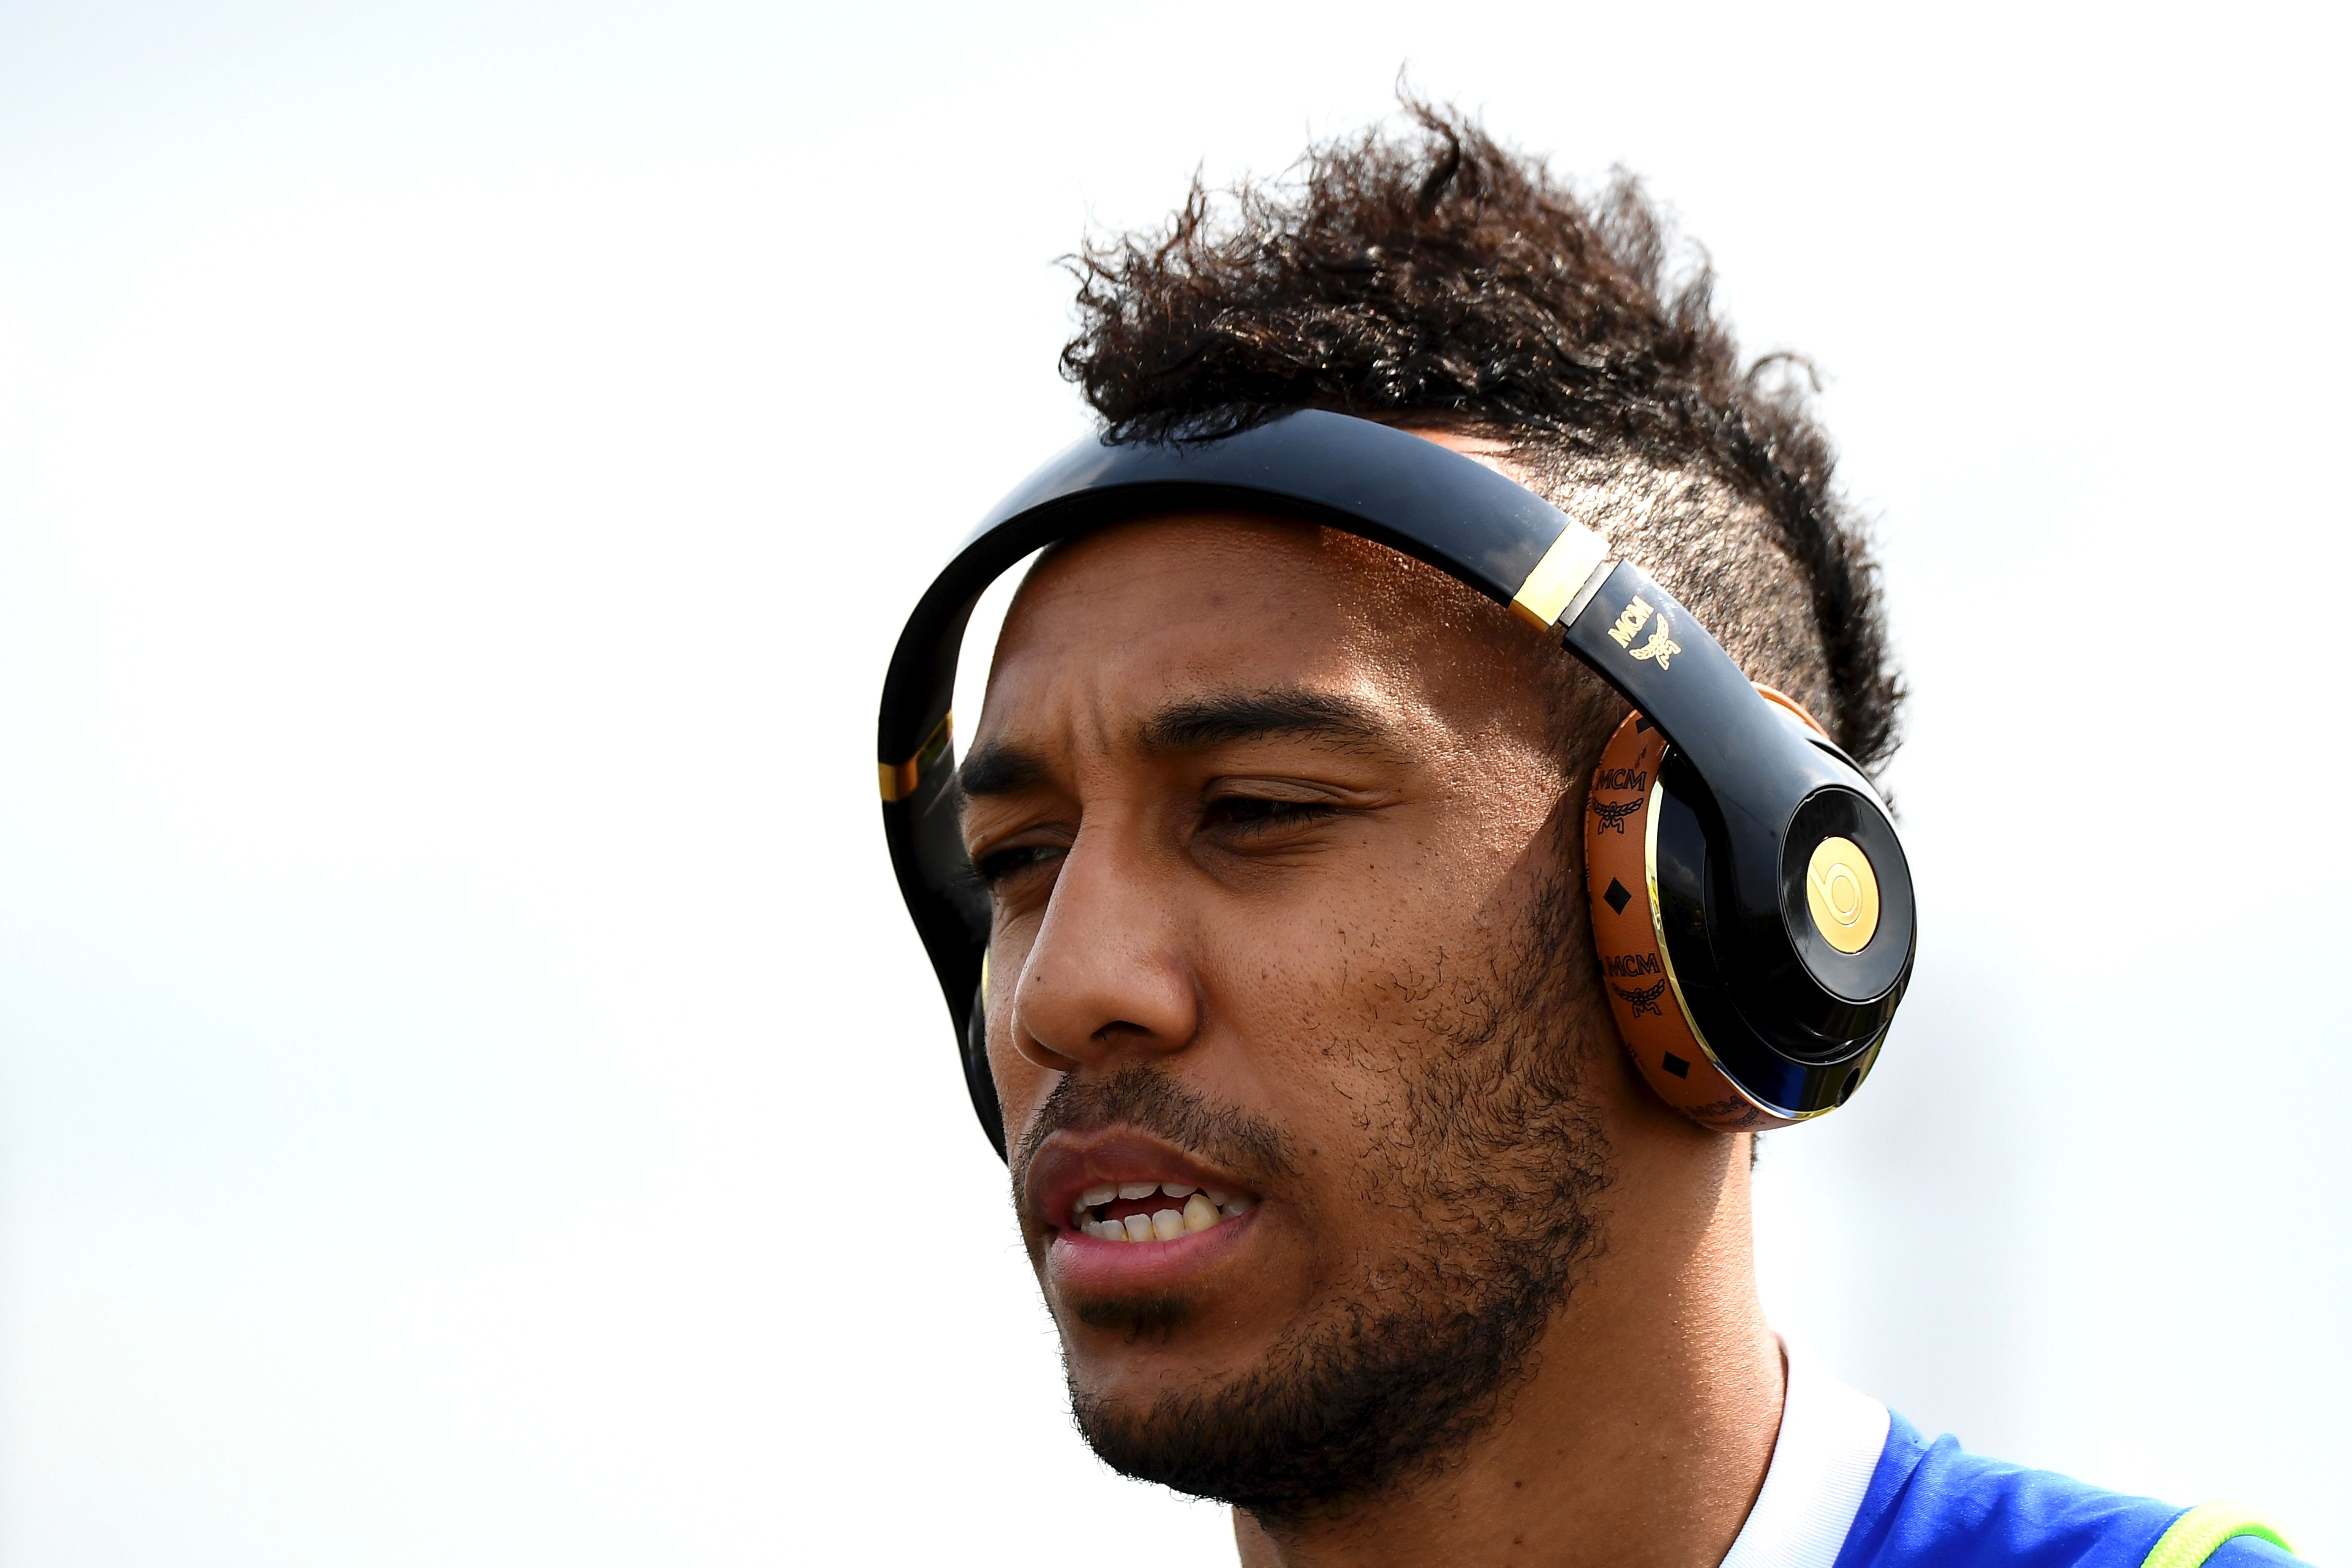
[{"xmin": 1059, "ymin": 102, "xmax": 1902, "ymax": 773}]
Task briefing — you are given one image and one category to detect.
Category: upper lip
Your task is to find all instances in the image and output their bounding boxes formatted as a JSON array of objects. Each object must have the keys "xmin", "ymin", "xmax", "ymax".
[{"xmin": 1024, "ymin": 1130, "xmax": 1256, "ymax": 1231}]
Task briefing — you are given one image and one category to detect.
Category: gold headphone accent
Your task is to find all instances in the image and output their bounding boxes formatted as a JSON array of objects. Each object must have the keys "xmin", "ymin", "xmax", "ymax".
[
  {"xmin": 878, "ymin": 710, "xmax": 955, "ymax": 803},
  {"xmin": 1804, "ymin": 836, "xmax": 1880, "ymax": 953},
  {"xmin": 1508, "ymin": 521, "xmax": 1609, "ymax": 628}
]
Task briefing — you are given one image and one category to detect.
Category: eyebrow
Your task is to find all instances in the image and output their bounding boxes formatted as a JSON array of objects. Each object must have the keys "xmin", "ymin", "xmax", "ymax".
[
  {"xmin": 956, "ymin": 741, "xmax": 1050, "ymax": 800},
  {"xmin": 1140, "ymin": 689, "xmax": 1384, "ymax": 752},
  {"xmin": 955, "ymin": 689, "xmax": 1386, "ymax": 803}
]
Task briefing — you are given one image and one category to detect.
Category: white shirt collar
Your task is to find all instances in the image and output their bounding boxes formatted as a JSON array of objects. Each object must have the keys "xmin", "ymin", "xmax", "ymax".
[{"xmin": 1719, "ymin": 1337, "xmax": 1891, "ymax": 1568}]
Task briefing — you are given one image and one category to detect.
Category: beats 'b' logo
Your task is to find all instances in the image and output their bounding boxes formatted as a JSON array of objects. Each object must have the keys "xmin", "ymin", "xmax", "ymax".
[{"xmin": 1804, "ymin": 836, "xmax": 1881, "ymax": 955}]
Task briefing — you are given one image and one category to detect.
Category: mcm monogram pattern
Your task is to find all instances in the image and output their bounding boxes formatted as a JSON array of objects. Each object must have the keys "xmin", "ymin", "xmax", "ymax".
[
  {"xmin": 1590, "ymin": 797, "xmax": 1641, "ymax": 834},
  {"xmin": 1607, "ymin": 595, "xmax": 1682, "ymax": 671},
  {"xmin": 1628, "ymin": 615, "xmax": 1680, "ymax": 669},
  {"xmin": 1612, "ymin": 978, "xmax": 1669, "ymax": 1018}
]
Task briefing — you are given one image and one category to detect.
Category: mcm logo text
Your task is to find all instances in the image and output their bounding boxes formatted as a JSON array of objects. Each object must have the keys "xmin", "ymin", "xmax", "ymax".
[{"xmin": 1606, "ymin": 595, "xmax": 1681, "ymax": 671}]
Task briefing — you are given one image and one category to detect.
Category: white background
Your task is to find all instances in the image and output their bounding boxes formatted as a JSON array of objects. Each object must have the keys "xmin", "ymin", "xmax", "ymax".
[{"xmin": 2, "ymin": 3, "xmax": 2346, "ymax": 1563}]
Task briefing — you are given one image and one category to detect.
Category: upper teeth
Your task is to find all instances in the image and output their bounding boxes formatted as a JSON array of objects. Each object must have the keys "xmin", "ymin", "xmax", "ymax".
[{"xmin": 1065, "ymin": 1181, "xmax": 1256, "ymax": 1242}]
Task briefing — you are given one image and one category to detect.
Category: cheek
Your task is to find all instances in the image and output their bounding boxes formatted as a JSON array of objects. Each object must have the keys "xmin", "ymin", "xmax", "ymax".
[
  {"xmin": 1214, "ymin": 826, "xmax": 1505, "ymax": 1020},
  {"xmin": 981, "ymin": 926, "xmax": 1058, "ymax": 1144},
  {"xmin": 983, "ymin": 989, "xmax": 1048, "ymax": 1119},
  {"xmin": 1199, "ymin": 895, "xmax": 1448, "ymax": 1156},
  {"xmin": 1203, "ymin": 813, "xmax": 1554, "ymax": 1152}
]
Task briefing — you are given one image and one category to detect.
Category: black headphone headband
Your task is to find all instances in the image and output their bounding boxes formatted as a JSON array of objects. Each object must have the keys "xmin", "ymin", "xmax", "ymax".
[{"xmin": 879, "ymin": 410, "xmax": 1914, "ymax": 1156}]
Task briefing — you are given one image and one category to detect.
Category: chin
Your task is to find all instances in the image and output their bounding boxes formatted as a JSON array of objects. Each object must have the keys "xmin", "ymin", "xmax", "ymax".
[
  {"xmin": 1064, "ymin": 1288, "xmax": 1199, "ymax": 1340},
  {"xmin": 1056, "ymin": 1302, "xmax": 1273, "ymax": 1418}
]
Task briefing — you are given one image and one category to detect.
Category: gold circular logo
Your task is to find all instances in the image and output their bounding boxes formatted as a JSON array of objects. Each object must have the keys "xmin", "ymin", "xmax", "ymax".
[{"xmin": 1804, "ymin": 836, "xmax": 1880, "ymax": 954}]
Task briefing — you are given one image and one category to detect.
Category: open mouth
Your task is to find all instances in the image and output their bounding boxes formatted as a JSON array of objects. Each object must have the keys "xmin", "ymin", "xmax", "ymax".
[{"xmin": 1066, "ymin": 1181, "xmax": 1256, "ymax": 1243}]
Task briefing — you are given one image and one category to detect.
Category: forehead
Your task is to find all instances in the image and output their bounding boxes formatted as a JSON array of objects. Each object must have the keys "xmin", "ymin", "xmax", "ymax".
[{"xmin": 977, "ymin": 512, "xmax": 1536, "ymax": 749}]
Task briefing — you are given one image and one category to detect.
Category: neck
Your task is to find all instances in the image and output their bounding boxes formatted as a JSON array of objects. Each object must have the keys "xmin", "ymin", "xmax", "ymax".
[{"xmin": 1231, "ymin": 1129, "xmax": 1782, "ymax": 1568}]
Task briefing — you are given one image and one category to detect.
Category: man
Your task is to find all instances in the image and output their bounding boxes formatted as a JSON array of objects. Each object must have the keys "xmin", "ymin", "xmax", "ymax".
[{"xmin": 901, "ymin": 107, "xmax": 2303, "ymax": 1568}]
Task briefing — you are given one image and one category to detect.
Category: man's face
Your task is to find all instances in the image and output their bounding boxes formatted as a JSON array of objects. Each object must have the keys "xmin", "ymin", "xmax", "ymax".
[{"xmin": 958, "ymin": 514, "xmax": 1621, "ymax": 1513}]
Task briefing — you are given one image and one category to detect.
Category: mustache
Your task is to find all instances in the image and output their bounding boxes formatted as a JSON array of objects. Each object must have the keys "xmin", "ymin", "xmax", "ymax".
[{"xmin": 1012, "ymin": 1063, "xmax": 1298, "ymax": 1203}]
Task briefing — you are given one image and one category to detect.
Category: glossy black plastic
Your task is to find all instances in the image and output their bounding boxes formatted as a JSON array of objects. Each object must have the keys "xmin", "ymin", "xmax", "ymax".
[
  {"xmin": 879, "ymin": 411, "xmax": 1575, "ymax": 768},
  {"xmin": 878, "ymin": 410, "xmax": 1916, "ymax": 1151},
  {"xmin": 1650, "ymin": 744, "xmax": 1902, "ymax": 1115}
]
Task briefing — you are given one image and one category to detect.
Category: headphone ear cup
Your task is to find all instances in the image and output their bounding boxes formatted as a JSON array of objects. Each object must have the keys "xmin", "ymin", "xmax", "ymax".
[
  {"xmin": 1584, "ymin": 709, "xmax": 1796, "ymax": 1132},
  {"xmin": 1751, "ymin": 682, "xmax": 1831, "ymax": 738},
  {"xmin": 964, "ymin": 981, "xmax": 1007, "ymax": 1160}
]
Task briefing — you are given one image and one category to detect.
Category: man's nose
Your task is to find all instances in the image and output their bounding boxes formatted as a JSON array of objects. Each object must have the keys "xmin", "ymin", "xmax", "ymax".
[{"xmin": 1009, "ymin": 825, "xmax": 1197, "ymax": 1072}]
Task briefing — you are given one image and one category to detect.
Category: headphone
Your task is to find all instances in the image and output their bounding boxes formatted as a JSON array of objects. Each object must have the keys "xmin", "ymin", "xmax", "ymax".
[{"xmin": 878, "ymin": 410, "xmax": 1915, "ymax": 1158}]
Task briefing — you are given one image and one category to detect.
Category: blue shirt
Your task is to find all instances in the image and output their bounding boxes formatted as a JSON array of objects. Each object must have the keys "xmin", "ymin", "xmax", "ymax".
[{"xmin": 1724, "ymin": 1344, "xmax": 2308, "ymax": 1568}]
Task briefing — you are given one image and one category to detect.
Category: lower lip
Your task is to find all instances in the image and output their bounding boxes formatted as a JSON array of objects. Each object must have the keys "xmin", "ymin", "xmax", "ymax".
[{"xmin": 1045, "ymin": 1209, "xmax": 1259, "ymax": 1296}]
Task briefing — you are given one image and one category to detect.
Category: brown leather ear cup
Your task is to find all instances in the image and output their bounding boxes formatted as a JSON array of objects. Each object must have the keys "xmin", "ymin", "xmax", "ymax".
[
  {"xmin": 1582, "ymin": 688, "xmax": 1829, "ymax": 1132},
  {"xmin": 1750, "ymin": 683, "xmax": 1830, "ymax": 739}
]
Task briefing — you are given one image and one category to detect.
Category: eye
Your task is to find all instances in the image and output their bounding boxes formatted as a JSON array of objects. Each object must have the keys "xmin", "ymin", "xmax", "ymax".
[
  {"xmin": 1199, "ymin": 796, "xmax": 1339, "ymax": 836},
  {"xmin": 974, "ymin": 842, "xmax": 1064, "ymax": 887}
]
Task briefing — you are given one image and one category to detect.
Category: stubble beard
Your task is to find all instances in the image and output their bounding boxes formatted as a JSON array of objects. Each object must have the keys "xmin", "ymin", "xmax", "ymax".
[{"xmin": 1035, "ymin": 864, "xmax": 1615, "ymax": 1522}]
